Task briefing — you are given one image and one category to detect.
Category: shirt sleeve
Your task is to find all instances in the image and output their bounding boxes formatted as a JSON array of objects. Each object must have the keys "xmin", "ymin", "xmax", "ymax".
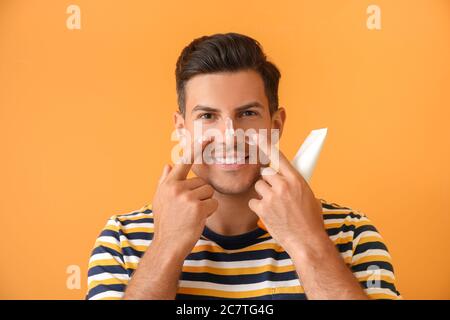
[
  {"xmin": 86, "ymin": 215, "xmax": 130, "ymax": 300},
  {"xmin": 349, "ymin": 213, "xmax": 402, "ymax": 299}
]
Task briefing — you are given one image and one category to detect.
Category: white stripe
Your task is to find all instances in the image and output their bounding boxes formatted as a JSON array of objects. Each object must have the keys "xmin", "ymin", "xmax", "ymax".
[
  {"xmin": 105, "ymin": 220, "xmax": 120, "ymax": 228},
  {"xmin": 88, "ymin": 272, "xmax": 130, "ymax": 283},
  {"xmin": 179, "ymin": 279, "xmax": 301, "ymax": 292},
  {"xmin": 324, "ymin": 216, "xmax": 369, "ymax": 225},
  {"xmin": 353, "ymin": 230, "xmax": 382, "ymax": 244},
  {"xmin": 119, "ymin": 236, "xmax": 151, "ymax": 246},
  {"xmin": 89, "ymin": 253, "xmax": 123, "ymax": 262},
  {"xmin": 196, "ymin": 239, "xmax": 216, "ymax": 246},
  {"xmin": 328, "ymin": 230, "xmax": 354, "ymax": 241},
  {"xmin": 97, "ymin": 236, "xmax": 120, "ymax": 245},
  {"xmin": 352, "ymin": 249, "xmax": 391, "ymax": 263},
  {"xmin": 321, "ymin": 208, "xmax": 353, "ymax": 212},
  {"xmin": 183, "ymin": 257, "xmax": 293, "ymax": 269},
  {"xmin": 89, "ymin": 290, "xmax": 124, "ymax": 300},
  {"xmin": 353, "ymin": 269, "xmax": 396, "ymax": 280},
  {"xmin": 364, "ymin": 287, "xmax": 399, "ymax": 298},
  {"xmin": 123, "ymin": 255, "xmax": 141, "ymax": 264},
  {"xmin": 339, "ymin": 249, "xmax": 353, "ymax": 260},
  {"xmin": 121, "ymin": 222, "xmax": 154, "ymax": 230},
  {"xmin": 117, "ymin": 212, "xmax": 152, "ymax": 221}
]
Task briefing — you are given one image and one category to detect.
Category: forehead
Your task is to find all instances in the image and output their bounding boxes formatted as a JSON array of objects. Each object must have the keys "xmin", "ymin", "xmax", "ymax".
[{"xmin": 184, "ymin": 70, "xmax": 268, "ymax": 113}]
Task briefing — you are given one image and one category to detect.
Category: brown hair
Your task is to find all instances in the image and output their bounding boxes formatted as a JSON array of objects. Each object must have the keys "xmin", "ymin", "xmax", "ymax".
[{"xmin": 175, "ymin": 33, "xmax": 281, "ymax": 116}]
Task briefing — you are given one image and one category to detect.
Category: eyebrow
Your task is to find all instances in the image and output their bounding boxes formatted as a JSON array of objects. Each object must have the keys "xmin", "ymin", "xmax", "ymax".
[{"xmin": 191, "ymin": 101, "xmax": 264, "ymax": 114}]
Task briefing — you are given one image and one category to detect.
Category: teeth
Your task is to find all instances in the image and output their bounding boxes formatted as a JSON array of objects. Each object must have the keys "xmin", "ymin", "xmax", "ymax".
[{"xmin": 214, "ymin": 156, "xmax": 246, "ymax": 164}]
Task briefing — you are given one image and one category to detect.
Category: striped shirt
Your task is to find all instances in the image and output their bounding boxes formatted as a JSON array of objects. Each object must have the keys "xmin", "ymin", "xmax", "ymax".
[{"xmin": 86, "ymin": 199, "xmax": 401, "ymax": 300}]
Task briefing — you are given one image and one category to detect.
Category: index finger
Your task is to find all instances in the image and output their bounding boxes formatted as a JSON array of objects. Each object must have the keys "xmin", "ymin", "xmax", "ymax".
[
  {"xmin": 254, "ymin": 133, "xmax": 295, "ymax": 177},
  {"xmin": 169, "ymin": 136, "xmax": 214, "ymax": 180}
]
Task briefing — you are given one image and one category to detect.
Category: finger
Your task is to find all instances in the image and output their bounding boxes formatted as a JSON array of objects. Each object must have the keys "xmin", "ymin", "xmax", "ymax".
[
  {"xmin": 254, "ymin": 179, "xmax": 272, "ymax": 197},
  {"xmin": 200, "ymin": 198, "xmax": 218, "ymax": 217},
  {"xmin": 170, "ymin": 136, "xmax": 214, "ymax": 180},
  {"xmin": 259, "ymin": 166, "xmax": 282, "ymax": 186},
  {"xmin": 190, "ymin": 184, "xmax": 215, "ymax": 200},
  {"xmin": 158, "ymin": 164, "xmax": 172, "ymax": 185},
  {"xmin": 181, "ymin": 177, "xmax": 207, "ymax": 190},
  {"xmin": 255, "ymin": 135, "xmax": 295, "ymax": 177}
]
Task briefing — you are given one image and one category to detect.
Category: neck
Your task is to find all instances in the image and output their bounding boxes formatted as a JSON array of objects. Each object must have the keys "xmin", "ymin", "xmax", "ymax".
[{"xmin": 206, "ymin": 187, "xmax": 260, "ymax": 236}]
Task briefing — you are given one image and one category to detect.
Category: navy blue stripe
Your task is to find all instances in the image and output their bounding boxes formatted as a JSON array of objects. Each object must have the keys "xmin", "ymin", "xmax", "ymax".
[
  {"xmin": 351, "ymin": 261, "xmax": 394, "ymax": 273},
  {"xmin": 88, "ymin": 265, "xmax": 128, "ymax": 277},
  {"xmin": 186, "ymin": 249, "xmax": 291, "ymax": 262},
  {"xmin": 322, "ymin": 213, "xmax": 363, "ymax": 220},
  {"xmin": 321, "ymin": 202, "xmax": 351, "ymax": 210},
  {"xmin": 353, "ymin": 224, "xmax": 378, "ymax": 238},
  {"xmin": 175, "ymin": 293, "xmax": 307, "ymax": 300},
  {"xmin": 120, "ymin": 231, "xmax": 153, "ymax": 240},
  {"xmin": 122, "ymin": 246, "xmax": 145, "ymax": 257},
  {"xmin": 335, "ymin": 241, "xmax": 353, "ymax": 253},
  {"xmin": 120, "ymin": 217, "xmax": 154, "ymax": 226},
  {"xmin": 99, "ymin": 229, "xmax": 119, "ymax": 238},
  {"xmin": 91, "ymin": 246, "xmax": 123, "ymax": 262},
  {"xmin": 181, "ymin": 271, "xmax": 298, "ymax": 285},
  {"xmin": 87, "ymin": 284, "xmax": 126, "ymax": 299},
  {"xmin": 360, "ymin": 280, "xmax": 398, "ymax": 293},
  {"xmin": 354, "ymin": 241, "xmax": 388, "ymax": 255},
  {"xmin": 326, "ymin": 224, "xmax": 356, "ymax": 236}
]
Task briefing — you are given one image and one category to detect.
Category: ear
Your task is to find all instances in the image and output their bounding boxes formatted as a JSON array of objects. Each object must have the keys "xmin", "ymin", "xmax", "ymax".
[
  {"xmin": 271, "ymin": 107, "xmax": 286, "ymax": 138},
  {"xmin": 173, "ymin": 111, "xmax": 185, "ymax": 129}
]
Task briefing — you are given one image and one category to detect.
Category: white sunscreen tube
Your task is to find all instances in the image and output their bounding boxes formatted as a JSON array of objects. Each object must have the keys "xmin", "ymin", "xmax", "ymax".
[{"xmin": 292, "ymin": 128, "xmax": 328, "ymax": 182}]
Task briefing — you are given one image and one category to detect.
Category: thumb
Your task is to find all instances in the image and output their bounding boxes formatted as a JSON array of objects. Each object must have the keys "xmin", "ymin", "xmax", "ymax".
[{"xmin": 158, "ymin": 164, "xmax": 172, "ymax": 185}]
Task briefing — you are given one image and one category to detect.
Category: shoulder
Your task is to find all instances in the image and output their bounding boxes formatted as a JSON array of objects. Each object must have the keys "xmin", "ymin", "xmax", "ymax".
[
  {"xmin": 320, "ymin": 199, "xmax": 380, "ymax": 242},
  {"xmin": 320, "ymin": 198, "xmax": 368, "ymax": 223},
  {"xmin": 104, "ymin": 204, "xmax": 154, "ymax": 235}
]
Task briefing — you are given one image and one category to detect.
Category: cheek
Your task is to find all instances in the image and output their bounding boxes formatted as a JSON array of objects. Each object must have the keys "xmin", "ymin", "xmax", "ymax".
[{"xmin": 191, "ymin": 164, "xmax": 209, "ymax": 178}]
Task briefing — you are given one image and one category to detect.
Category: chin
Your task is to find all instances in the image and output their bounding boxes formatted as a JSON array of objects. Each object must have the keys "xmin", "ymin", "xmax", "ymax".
[
  {"xmin": 209, "ymin": 179, "xmax": 255, "ymax": 195},
  {"xmin": 193, "ymin": 164, "xmax": 260, "ymax": 195}
]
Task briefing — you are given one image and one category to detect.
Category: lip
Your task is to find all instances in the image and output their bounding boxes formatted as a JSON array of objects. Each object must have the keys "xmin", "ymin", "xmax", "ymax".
[{"xmin": 212, "ymin": 155, "xmax": 249, "ymax": 170}]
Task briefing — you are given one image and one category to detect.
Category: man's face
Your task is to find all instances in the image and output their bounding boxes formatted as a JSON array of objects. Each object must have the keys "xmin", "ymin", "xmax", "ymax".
[{"xmin": 175, "ymin": 70, "xmax": 285, "ymax": 195}]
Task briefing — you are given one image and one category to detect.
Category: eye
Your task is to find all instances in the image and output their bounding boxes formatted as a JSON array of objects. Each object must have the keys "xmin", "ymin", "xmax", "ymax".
[
  {"xmin": 199, "ymin": 113, "xmax": 214, "ymax": 120},
  {"xmin": 240, "ymin": 110, "xmax": 258, "ymax": 117}
]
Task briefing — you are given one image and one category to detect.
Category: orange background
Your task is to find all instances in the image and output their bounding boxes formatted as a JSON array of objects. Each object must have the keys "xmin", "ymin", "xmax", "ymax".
[{"xmin": 1, "ymin": 0, "xmax": 449, "ymax": 299}]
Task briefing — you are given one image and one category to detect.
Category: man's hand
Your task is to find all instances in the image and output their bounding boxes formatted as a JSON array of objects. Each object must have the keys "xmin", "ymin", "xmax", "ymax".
[
  {"xmin": 124, "ymin": 139, "xmax": 218, "ymax": 299},
  {"xmin": 249, "ymin": 146, "xmax": 327, "ymax": 252},
  {"xmin": 248, "ymin": 142, "xmax": 368, "ymax": 299},
  {"xmin": 151, "ymin": 138, "xmax": 219, "ymax": 258}
]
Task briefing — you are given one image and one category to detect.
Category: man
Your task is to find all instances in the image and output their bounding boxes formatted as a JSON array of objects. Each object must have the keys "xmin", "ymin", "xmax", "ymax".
[{"xmin": 86, "ymin": 33, "xmax": 400, "ymax": 300}]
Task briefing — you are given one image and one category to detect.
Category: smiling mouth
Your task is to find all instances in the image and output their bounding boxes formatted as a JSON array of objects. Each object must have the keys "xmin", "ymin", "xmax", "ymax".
[{"xmin": 211, "ymin": 154, "xmax": 250, "ymax": 165}]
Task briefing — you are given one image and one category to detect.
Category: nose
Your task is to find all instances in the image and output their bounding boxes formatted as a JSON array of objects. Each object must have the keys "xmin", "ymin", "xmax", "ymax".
[{"xmin": 224, "ymin": 117, "xmax": 235, "ymax": 139}]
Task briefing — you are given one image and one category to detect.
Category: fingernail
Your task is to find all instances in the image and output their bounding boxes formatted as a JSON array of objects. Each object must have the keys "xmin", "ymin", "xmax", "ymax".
[{"xmin": 260, "ymin": 167, "xmax": 277, "ymax": 176}]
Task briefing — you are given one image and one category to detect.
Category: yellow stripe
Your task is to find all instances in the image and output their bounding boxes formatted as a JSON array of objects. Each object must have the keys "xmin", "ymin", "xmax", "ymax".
[
  {"xmin": 355, "ymin": 274, "xmax": 395, "ymax": 284},
  {"xmin": 88, "ymin": 278, "xmax": 128, "ymax": 290},
  {"xmin": 117, "ymin": 213, "xmax": 153, "ymax": 222},
  {"xmin": 182, "ymin": 264, "xmax": 295, "ymax": 275},
  {"xmin": 177, "ymin": 286, "xmax": 303, "ymax": 299},
  {"xmin": 95, "ymin": 296, "xmax": 123, "ymax": 300},
  {"xmin": 94, "ymin": 241, "xmax": 122, "ymax": 253},
  {"xmin": 352, "ymin": 254, "xmax": 391, "ymax": 265},
  {"xmin": 103, "ymin": 225, "xmax": 120, "ymax": 232},
  {"xmin": 325, "ymin": 220, "xmax": 371, "ymax": 230},
  {"xmin": 122, "ymin": 227, "xmax": 154, "ymax": 234},
  {"xmin": 356, "ymin": 236, "xmax": 383, "ymax": 246},
  {"xmin": 321, "ymin": 210, "xmax": 354, "ymax": 215},
  {"xmin": 191, "ymin": 243, "xmax": 285, "ymax": 254},
  {"xmin": 367, "ymin": 292, "xmax": 400, "ymax": 300},
  {"xmin": 331, "ymin": 236, "xmax": 353, "ymax": 245},
  {"xmin": 89, "ymin": 258, "xmax": 124, "ymax": 268}
]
